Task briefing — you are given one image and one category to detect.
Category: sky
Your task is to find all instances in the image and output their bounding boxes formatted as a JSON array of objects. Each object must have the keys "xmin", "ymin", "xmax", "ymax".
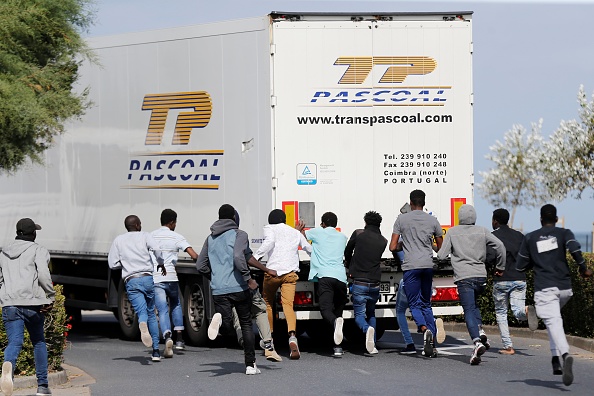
[{"xmin": 88, "ymin": 0, "xmax": 594, "ymax": 235}]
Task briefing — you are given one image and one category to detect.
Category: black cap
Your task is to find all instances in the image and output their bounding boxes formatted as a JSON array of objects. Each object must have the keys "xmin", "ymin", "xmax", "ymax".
[{"xmin": 16, "ymin": 218, "xmax": 42, "ymax": 235}]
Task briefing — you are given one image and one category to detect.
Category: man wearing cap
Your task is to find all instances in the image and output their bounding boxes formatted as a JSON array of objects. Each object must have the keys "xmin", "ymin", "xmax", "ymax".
[
  {"xmin": 108, "ymin": 215, "xmax": 165, "ymax": 362},
  {"xmin": 516, "ymin": 204, "xmax": 592, "ymax": 386},
  {"xmin": 0, "ymin": 218, "xmax": 55, "ymax": 396},
  {"xmin": 254, "ymin": 209, "xmax": 312, "ymax": 360}
]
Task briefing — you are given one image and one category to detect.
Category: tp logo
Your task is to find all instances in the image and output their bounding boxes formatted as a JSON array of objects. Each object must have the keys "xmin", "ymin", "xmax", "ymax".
[
  {"xmin": 334, "ymin": 56, "xmax": 437, "ymax": 84},
  {"xmin": 142, "ymin": 91, "xmax": 212, "ymax": 145}
]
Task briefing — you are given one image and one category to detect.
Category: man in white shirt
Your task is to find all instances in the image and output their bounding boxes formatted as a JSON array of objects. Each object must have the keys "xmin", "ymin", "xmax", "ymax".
[
  {"xmin": 253, "ymin": 209, "xmax": 312, "ymax": 360},
  {"xmin": 108, "ymin": 215, "xmax": 165, "ymax": 362},
  {"xmin": 150, "ymin": 209, "xmax": 198, "ymax": 358}
]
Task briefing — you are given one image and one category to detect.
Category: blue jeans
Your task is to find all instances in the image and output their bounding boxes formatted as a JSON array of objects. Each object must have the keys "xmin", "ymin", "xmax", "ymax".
[
  {"xmin": 154, "ymin": 281, "xmax": 184, "ymax": 337},
  {"xmin": 456, "ymin": 277, "xmax": 486, "ymax": 342},
  {"xmin": 493, "ymin": 280, "xmax": 527, "ymax": 348},
  {"xmin": 351, "ymin": 284, "xmax": 380, "ymax": 337},
  {"xmin": 2, "ymin": 306, "xmax": 48, "ymax": 386},
  {"xmin": 396, "ymin": 279, "xmax": 413, "ymax": 345},
  {"xmin": 403, "ymin": 268, "xmax": 436, "ymax": 335},
  {"xmin": 125, "ymin": 275, "xmax": 160, "ymax": 349}
]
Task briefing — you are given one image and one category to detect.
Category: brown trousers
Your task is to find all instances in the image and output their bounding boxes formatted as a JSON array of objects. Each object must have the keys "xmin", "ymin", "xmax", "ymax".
[{"xmin": 262, "ymin": 271, "xmax": 299, "ymax": 334}]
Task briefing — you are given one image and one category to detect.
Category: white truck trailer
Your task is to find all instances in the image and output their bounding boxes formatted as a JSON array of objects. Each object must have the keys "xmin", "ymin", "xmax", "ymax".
[{"xmin": 0, "ymin": 11, "xmax": 472, "ymax": 345}]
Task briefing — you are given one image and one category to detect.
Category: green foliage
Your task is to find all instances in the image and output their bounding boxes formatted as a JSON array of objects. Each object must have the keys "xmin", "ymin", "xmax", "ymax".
[
  {"xmin": 452, "ymin": 253, "xmax": 594, "ymax": 338},
  {"xmin": 0, "ymin": 0, "xmax": 95, "ymax": 172},
  {"xmin": 0, "ymin": 285, "xmax": 70, "ymax": 375}
]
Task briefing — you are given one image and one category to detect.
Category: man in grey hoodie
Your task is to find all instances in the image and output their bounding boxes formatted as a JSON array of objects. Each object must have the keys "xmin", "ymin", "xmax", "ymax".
[
  {"xmin": 437, "ymin": 204, "xmax": 506, "ymax": 365},
  {"xmin": 0, "ymin": 218, "xmax": 55, "ymax": 396},
  {"xmin": 196, "ymin": 204, "xmax": 260, "ymax": 375}
]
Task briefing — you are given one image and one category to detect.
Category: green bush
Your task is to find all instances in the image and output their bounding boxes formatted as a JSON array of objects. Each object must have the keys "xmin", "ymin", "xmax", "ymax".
[
  {"xmin": 0, "ymin": 284, "xmax": 70, "ymax": 375},
  {"xmin": 467, "ymin": 253, "xmax": 594, "ymax": 338}
]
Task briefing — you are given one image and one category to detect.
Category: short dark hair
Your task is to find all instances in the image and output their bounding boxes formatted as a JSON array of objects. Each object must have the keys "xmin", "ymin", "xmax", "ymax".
[
  {"xmin": 321, "ymin": 212, "xmax": 338, "ymax": 228},
  {"xmin": 540, "ymin": 204, "xmax": 557, "ymax": 223},
  {"xmin": 268, "ymin": 209, "xmax": 286, "ymax": 224},
  {"xmin": 219, "ymin": 204, "xmax": 235, "ymax": 220},
  {"xmin": 124, "ymin": 215, "xmax": 140, "ymax": 231},
  {"xmin": 160, "ymin": 209, "xmax": 177, "ymax": 226},
  {"xmin": 410, "ymin": 189, "xmax": 426, "ymax": 207},
  {"xmin": 492, "ymin": 208, "xmax": 510, "ymax": 225},
  {"xmin": 364, "ymin": 211, "xmax": 382, "ymax": 227}
]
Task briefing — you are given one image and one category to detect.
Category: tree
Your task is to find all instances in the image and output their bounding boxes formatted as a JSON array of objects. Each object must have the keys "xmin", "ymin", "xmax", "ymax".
[
  {"xmin": 543, "ymin": 86, "xmax": 594, "ymax": 200},
  {"xmin": 0, "ymin": 0, "xmax": 95, "ymax": 173},
  {"xmin": 478, "ymin": 120, "xmax": 549, "ymax": 227}
]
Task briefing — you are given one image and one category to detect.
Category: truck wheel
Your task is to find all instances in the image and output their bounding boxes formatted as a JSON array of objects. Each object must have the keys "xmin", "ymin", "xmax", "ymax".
[
  {"xmin": 117, "ymin": 281, "xmax": 140, "ymax": 340},
  {"xmin": 183, "ymin": 281, "xmax": 209, "ymax": 346}
]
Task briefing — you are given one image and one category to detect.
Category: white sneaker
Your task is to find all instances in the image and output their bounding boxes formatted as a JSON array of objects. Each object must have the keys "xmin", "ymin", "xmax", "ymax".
[
  {"xmin": 208, "ymin": 313, "xmax": 222, "ymax": 340},
  {"xmin": 245, "ymin": 364, "xmax": 261, "ymax": 375},
  {"xmin": 369, "ymin": 347, "xmax": 379, "ymax": 355},
  {"xmin": 435, "ymin": 318, "xmax": 446, "ymax": 344},
  {"xmin": 139, "ymin": 322, "xmax": 152, "ymax": 348},
  {"xmin": 334, "ymin": 317, "xmax": 344, "ymax": 345},
  {"xmin": 163, "ymin": 338, "xmax": 174, "ymax": 358},
  {"xmin": 365, "ymin": 327, "xmax": 375, "ymax": 354},
  {"xmin": 1, "ymin": 361, "xmax": 13, "ymax": 396}
]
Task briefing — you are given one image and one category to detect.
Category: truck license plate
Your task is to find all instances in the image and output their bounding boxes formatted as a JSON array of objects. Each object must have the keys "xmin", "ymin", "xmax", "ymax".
[{"xmin": 380, "ymin": 282, "xmax": 391, "ymax": 293}]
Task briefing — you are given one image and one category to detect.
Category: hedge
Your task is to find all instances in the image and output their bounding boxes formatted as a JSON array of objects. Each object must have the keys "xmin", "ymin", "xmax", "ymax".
[
  {"xmin": 0, "ymin": 284, "xmax": 70, "ymax": 375},
  {"xmin": 469, "ymin": 253, "xmax": 594, "ymax": 338}
]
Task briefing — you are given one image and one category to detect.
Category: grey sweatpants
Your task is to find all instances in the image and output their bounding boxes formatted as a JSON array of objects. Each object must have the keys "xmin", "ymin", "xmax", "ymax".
[
  {"xmin": 232, "ymin": 289, "xmax": 272, "ymax": 342},
  {"xmin": 534, "ymin": 287, "xmax": 573, "ymax": 357}
]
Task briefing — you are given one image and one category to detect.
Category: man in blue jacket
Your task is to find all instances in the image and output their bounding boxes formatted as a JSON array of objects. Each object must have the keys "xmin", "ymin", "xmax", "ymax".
[{"xmin": 196, "ymin": 204, "xmax": 260, "ymax": 375}]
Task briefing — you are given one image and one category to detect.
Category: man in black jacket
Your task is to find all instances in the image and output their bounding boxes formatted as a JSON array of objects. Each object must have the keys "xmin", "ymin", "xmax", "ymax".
[
  {"xmin": 344, "ymin": 211, "xmax": 387, "ymax": 355},
  {"xmin": 516, "ymin": 204, "xmax": 592, "ymax": 386},
  {"xmin": 487, "ymin": 208, "xmax": 537, "ymax": 355}
]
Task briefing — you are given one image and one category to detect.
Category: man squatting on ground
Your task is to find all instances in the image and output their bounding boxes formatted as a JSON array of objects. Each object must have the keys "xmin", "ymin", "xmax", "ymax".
[
  {"xmin": 230, "ymin": 210, "xmax": 282, "ymax": 362},
  {"xmin": 298, "ymin": 212, "xmax": 348, "ymax": 357},
  {"xmin": 389, "ymin": 189, "xmax": 442, "ymax": 358},
  {"xmin": 197, "ymin": 204, "xmax": 261, "ymax": 375},
  {"xmin": 108, "ymin": 215, "xmax": 165, "ymax": 362},
  {"xmin": 0, "ymin": 218, "xmax": 55, "ymax": 396},
  {"xmin": 344, "ymin": 211, "xmax": 387, "ymax": 355},
  {"xmin": 486, "ymin": 208, "xmax": 538, "ymax": 356},
  {"xmin": 437, "ymin": 204, "xmax": 506, "ymax": 365},
  {"xmin": 253, "ymin": 209, "xmax": 312, "ymax": 360},
  {"xmin": 516, "ymin": 204, "xmax": 592, "ymax": 386},
  {"xmin": 150, "ymin": 209, "xmax": 198, "ymax": 357}
]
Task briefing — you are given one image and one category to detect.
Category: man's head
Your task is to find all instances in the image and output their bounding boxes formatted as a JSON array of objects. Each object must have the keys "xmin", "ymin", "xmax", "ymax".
[
  {"xmin": 364, "ymin": 211, "xmax": 382, "ymax": 227},
  {"xmin": 16, "ymin": 218, "xmax": 41, "ymax": 238},
  {"xmin": 321, "ymin": 212, "xmax": 338, "ymax": 228},
  {"xmin": 409, "ymin": 189, "xmax": 426, "ymax": 208},
  {"xmin": 268, "ymin": 209, "xmax": 286, "ymax": 224},
  {"xmin": 218, "ymin": 204, "xmax": 236, "ymax": 220},
  {"xmin": 124, "ymin": 215, "xmax": 141, "ymax": 232},
  {"xmin": 492, "ymin": 208, "xmax": 510, "ymax": 229},
  {"xmin": 160, "ymin": 209, "xmax": 177, "ymax": 229},
  {"xmin": 458, "ymin": 204, "xmax": 477, "ymax": 225},
  {"xmin": 540, "ymin": 204, "xmax": 558, "ymax": 226}
]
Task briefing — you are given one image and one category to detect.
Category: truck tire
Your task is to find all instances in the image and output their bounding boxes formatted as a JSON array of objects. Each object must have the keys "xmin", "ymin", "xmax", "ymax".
[
  {"xmin": 117, "ymin": 281, "xmax": 140, "ymax": 340},
  {"xmin": 183, "ymin": 281, "xmax": 209, "ymax": 346}
]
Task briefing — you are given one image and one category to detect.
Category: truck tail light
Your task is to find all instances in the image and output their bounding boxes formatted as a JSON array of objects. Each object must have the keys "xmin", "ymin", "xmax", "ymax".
[
  {"xmin": 431, "ymin": 286, "xmax": 459, "ymax": 302},
  {"xmin": 279, "ymin": 291, "xmax": 313, "ymax": 306}
]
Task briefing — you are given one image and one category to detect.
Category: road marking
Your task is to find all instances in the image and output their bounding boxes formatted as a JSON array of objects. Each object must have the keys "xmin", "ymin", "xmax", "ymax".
[{"xmin": 354, "ymin": 369, "xmax": 371, "ymax": 375}]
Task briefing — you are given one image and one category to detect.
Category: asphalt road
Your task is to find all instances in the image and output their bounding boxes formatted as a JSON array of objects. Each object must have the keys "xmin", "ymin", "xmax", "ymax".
[{"xmin": 63, "ymin": 311, "xmax": 594, "ymax": 395}]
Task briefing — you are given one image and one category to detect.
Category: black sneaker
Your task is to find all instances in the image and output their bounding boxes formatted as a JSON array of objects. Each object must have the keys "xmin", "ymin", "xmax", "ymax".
[
  {"xmin": 399, "ymin": 344, "xmax": 417, "ymax": 355},
  {"xmin": 562, "ymin": 355, "xmax": 574, "ymax": 386},
  {"xmin": 175, "ymin": 340, "xmax": 185, "ymax": 350},
  {"xmin": 152, "ymin": 349, "xmax": 161, "ymax": 362},
  {"xmin": 552, "ymin": 356, "xmax": 563, "ymax": 375},
  {"xmin": 333, "ymin": 346, "xmax": 344, "ymax": 358},
  {"xmin": 36, "ymin": 385, "xmax": 52, "ymax": 395},
  {"xmin": 423, "ymin": 329, "xmax": 434, "ymax": 357},
  {"xmin": 479, "ymin": 329, "xmax": 491, "ymax": 350}
]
